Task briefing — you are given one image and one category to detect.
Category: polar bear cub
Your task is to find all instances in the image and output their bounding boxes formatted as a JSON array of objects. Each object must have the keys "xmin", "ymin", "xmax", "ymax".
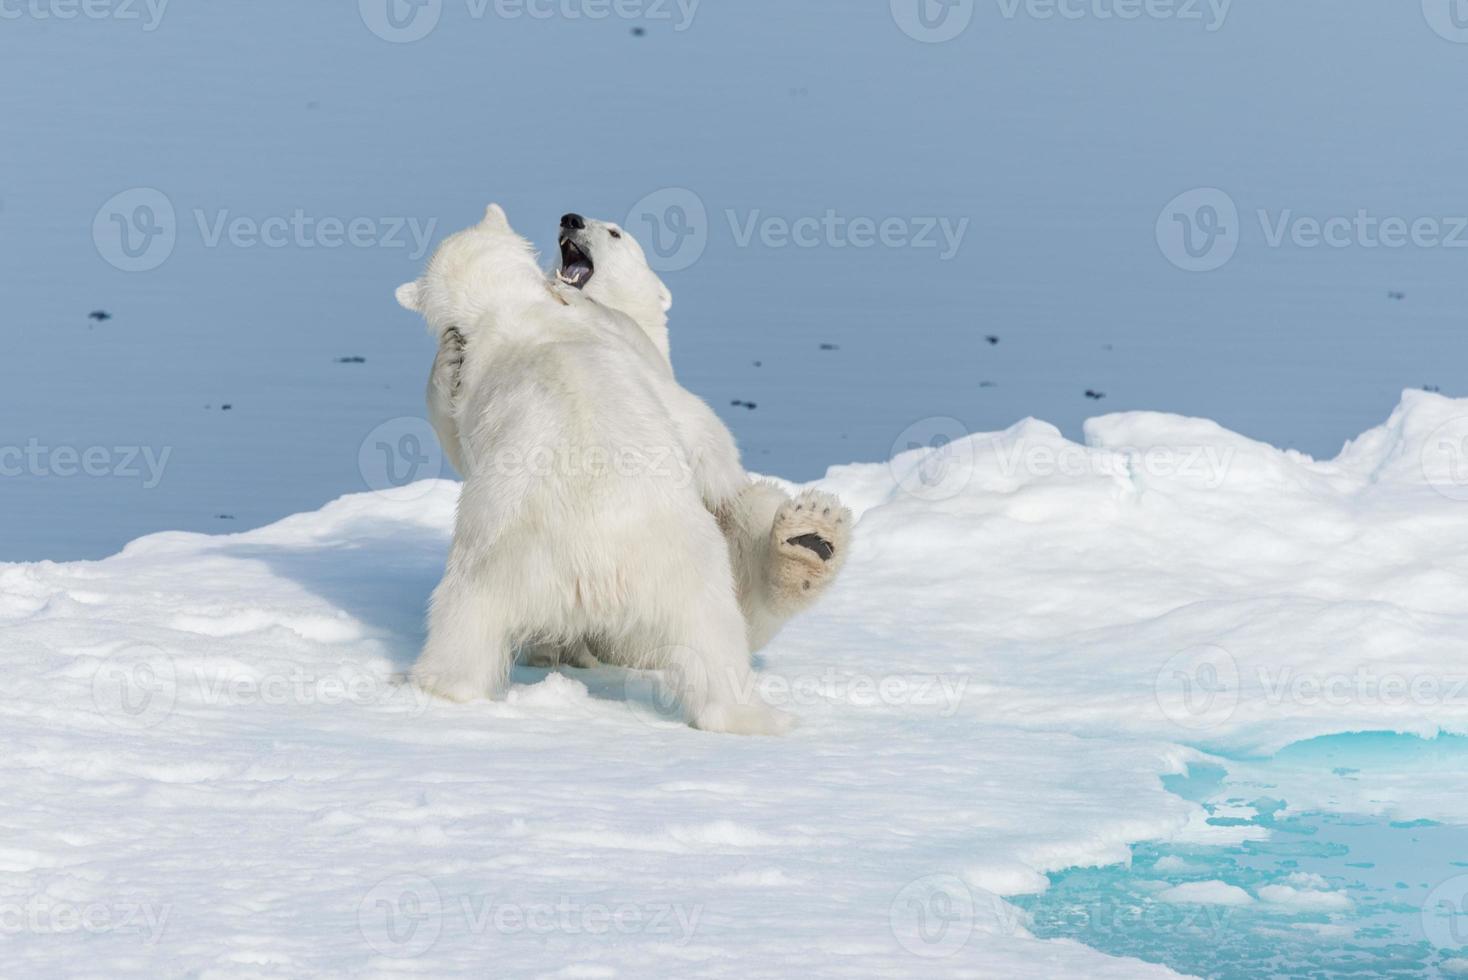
[
  {"xmin": 397, "ymin": 204, "xmax": 793, "ymax": 735},
  {"xmin": 426, "ymin": 211, "xmax": 854, "ymax": 660}
]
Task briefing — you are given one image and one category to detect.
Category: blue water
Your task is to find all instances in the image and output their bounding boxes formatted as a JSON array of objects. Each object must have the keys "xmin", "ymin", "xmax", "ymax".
[
  {"xmin": 6, "ymin": 2, "xmax": 1468, "ymax": 560},
  {"xmin": 1015, "ymin": 734, "xmax": 1468, "ymax": 979}
]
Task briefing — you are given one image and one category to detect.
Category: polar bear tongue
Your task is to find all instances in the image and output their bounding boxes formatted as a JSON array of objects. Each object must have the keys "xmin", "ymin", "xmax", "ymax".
[{"xmin": 557, "ymin": 238, "xmax": 594, "ymax": 289}]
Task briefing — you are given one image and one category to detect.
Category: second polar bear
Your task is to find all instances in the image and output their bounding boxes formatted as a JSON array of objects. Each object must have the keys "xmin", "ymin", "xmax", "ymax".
[
  {"xmin": 424, "ymin": 211, "xmax": 852, "ymax": 665},
  {"xmin": 399, "ymin": 204, "xmax": 792, "ymax": 734}
]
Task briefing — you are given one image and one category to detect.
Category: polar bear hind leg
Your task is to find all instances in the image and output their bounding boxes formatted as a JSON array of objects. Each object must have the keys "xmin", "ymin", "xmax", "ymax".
[{"xmin": 412, "ymin": 549, "xmax": 519, "ymax": 702}]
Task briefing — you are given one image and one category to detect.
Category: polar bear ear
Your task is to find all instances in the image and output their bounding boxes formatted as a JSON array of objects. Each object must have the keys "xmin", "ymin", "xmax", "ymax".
[
  {"xmin": 395, "ymin": 281, "xmax": 422, "ymax": 312},
  {"xmin": 481, "ymin": 203, "xmax": 510, "ymax": 231},
  {"xmin": 657, "ymin": 281, "xmax": 673, "ymax": 313}
]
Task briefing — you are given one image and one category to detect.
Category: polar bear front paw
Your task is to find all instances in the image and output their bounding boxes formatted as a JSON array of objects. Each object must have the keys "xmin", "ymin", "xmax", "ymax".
[
  {"xmin": 435, "ymin": 326, "xmax": 466, "ymax": 399},
  {"xmin": 769, "ymin": 490, "xmax": 852, "ymax": 610}
]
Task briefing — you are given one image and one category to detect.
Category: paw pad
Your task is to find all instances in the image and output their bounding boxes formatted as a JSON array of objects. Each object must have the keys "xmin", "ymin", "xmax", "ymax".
[{"xmin": 786, "ymin": 533, "xmax": 835, "ymax": 561}]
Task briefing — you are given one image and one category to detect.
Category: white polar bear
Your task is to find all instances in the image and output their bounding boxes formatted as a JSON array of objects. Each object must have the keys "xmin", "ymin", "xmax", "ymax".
[
  {"xmin": 398, "ymin": 204, "xmax": 797, "ymax": 734},
  {"xmin": 423, "ymin": 211, "xmax": 852, "ymax": 663}
]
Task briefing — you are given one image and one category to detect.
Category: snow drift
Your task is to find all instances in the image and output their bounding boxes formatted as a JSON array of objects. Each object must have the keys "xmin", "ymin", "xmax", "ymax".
[{"xmin": 4, "ymin": 391, "xmax": 1468, "ymax": 976}]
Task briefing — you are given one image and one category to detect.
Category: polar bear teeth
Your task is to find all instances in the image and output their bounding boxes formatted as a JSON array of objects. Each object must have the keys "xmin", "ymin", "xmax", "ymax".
[{"xmin": 558, "ymin": 237, "xmax": 594, "ymax": 289}]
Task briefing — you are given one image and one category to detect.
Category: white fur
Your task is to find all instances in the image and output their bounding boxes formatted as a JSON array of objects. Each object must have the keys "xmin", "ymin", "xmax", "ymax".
[
  {"xmin": 560, "ymin": 217, "xmax": 673, "ymax": 362},
  {"xmin": 424, "ymin": 213, "xmax": 853, "ymax": 659},
  {"xmin": 398, "ymin": 205, "xmax": 791, "ymax": 734}
]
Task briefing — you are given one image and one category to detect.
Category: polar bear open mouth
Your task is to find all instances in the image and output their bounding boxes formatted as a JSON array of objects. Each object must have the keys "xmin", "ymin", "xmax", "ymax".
[{"xmin": 557, "ymin": 237, "xmax": 594, "ymax": 289}]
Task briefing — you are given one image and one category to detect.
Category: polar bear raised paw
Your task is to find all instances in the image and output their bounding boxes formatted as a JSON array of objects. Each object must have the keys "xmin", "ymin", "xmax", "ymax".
[{"xmin": 769, "ymin": 490, "xmax": 852, "ymax": 608}]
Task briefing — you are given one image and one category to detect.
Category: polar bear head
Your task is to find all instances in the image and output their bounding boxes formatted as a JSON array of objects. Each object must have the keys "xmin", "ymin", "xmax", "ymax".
[
  {"xmin": 554, "ymin": 212, "xmax": 672, "ymax": 361},
  {"xmin": 396, "ymin": 203, "xmax": 544, "ymax": 339}
]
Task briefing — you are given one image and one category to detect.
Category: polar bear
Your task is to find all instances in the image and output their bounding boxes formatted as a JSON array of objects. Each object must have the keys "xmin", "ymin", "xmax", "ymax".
[
  {"xmin": 424, "ymin": 211, "xmax": 852, "ymax": 663},
  {"xmin": 398, "ymin": 204, "xmax": 795, "ymax": 734}
]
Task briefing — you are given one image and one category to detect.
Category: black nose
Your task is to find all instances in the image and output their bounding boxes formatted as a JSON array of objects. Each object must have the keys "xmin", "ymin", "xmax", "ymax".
[{"xmin": 560, "ymin": 213, "xmax": 585, "ymax": 231}]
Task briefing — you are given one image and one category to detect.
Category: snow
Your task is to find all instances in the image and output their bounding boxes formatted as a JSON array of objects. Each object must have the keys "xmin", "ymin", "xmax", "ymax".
[
  {"xmin": 824, "ymin": 388, "xmax": 1468, "ymax": 760},
  {"xmin": 5, "ymin": 391, "xmax": 1468, "ymax": 975}
]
